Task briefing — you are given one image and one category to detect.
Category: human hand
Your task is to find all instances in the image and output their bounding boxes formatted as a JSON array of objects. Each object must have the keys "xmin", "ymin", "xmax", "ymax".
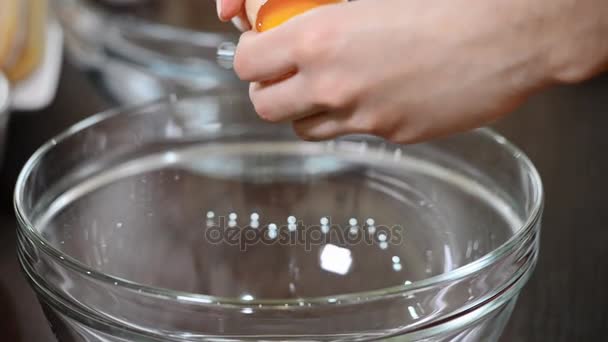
[
  {"xmin": 227, "ymin": 0, "xmax": 608, "ymax": 143},
  {"xmin": 216, "ymin": 0, "xmax": 250, "ymax": 31}
]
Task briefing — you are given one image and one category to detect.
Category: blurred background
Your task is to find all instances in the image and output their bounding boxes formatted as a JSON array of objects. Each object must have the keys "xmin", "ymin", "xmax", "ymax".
[{"xmin": 0, "ymin": 0, "xmax": 607, "ymax": 341}]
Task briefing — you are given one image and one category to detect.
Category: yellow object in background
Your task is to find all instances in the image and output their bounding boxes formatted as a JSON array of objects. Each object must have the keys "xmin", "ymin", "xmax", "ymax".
[
  {"xmin": 0, "ymin": 0, "xmax": 22, "ymax": 66},
  {"xmin": 0, "ymin": 0, "xmax": 47, "ymax": 83}
]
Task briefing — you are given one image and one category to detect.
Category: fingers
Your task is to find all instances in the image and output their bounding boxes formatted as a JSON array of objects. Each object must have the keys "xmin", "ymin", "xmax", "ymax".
[
  {"xmin": 292, "ymin": 112, "xmax": 353, "ymax": 141},
  {"xmin": 234, "ymin": 30, "xmax": 298, "ymax": 82},
  {"xmin": 217, "ymin": 0, "xmax": 245, "ymax": 21},
  {"xmin": 231, "ymin": 12, "xmax": 251, "ymax": 31},
  {"xmin": 249, "ymin": 74, "xmax": 323, "ymax": 122}
]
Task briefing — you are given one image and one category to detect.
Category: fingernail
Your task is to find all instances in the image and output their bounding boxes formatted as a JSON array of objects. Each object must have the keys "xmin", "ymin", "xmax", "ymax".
[
  {"xmin": 231, "ymin": 16, "xmax": 250, "ymax": 32},
  {"xmin": 216, "ymin": 0, "xmax": 223, "ymax": 20}
]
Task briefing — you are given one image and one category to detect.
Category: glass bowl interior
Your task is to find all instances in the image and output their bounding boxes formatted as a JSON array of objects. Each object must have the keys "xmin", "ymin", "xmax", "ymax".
[{"xmin": 16, "ymin": 91, "xmax": 542, "ymax": 302}]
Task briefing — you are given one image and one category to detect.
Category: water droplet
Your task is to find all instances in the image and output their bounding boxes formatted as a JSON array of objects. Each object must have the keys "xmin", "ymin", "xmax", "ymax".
[
  {"xmin": 116, "ymin": 222, "xmax": 123, "ymax": 228},
  {"xmin": 392, "ymin": 256, "xmax": 400, "ymax": 264},
  {"xmin": 394, "ymin": 148, "xmax": 403, "ymax": 160},
  {"xmin": 378, "ymin": 233, "xmax": 387, "ymax": 242},
  {"xmin": 268, "ymin": 223, "xmax": 277, "ymax": 230},
  {"xmin": 392, "ymin": 263, "xmax": 403, "ymax": 271},
  {"xmin": 288, "ymin": 224, "xmax": 297, "ymax": 232},
  {"xmin": 349, "ymin": 218, "xmax": 358, "ymax": 226},
  {"xmin": 321, "ymin": 225, "xmax": 330, "ymax": 234},
  {"xmin": 366, "ymin": 218, "xmax": 375, "ymax": 226},
  {"xmin": 320, "ymin": 217, "xmax": 329, "ymax": 225},
  {"xmin": 251, "ymin": 221, "xmax": 260, "ymax": 229},
  {"xmin": 250, "ymin": 212, "xmax": 259, "ymax": 221},
  {"xmin": 380, "ymin": 242, "xmax": 388, "ymax": 250},
  {"xmin": 206, "ymin": 211, "xmax": 215, "ymax": 219},
  {"xmin": 287, "ymin": 216, "xmax": 296, "ymax": 224},
  {"xmin": 408, "ymin": 306, "xmax": 419, "ymax": 319},
  {"xmin": 229, "ymin": 213, "xmax": 238, "ymax": 221},
  {"xmin": 268, "ymin": 229, "xmax": 278, "ymax": 239},
  {"xmin": 241, "ymin": 294, "xmax": 254, "ymax": 301}
]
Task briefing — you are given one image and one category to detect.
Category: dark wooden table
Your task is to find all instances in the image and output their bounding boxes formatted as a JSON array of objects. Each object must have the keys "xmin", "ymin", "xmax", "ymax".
[{"xmin": 0, "ymin": 60, "xmax": 606, "ymax": 341}]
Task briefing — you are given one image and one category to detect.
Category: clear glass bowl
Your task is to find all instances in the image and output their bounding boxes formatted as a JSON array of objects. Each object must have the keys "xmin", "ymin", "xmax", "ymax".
[
  {"xmin": 52, "ymin": 0, "xmax": 245, "ymax": 105},
  {"xmin": 15, "ymin": 90, "xmax": 543, "ymax": 342}
]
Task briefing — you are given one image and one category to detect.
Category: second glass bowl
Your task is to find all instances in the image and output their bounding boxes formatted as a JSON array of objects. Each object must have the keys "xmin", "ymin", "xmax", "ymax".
[{"xmin": 52, "ymin": 0, "xmax": 246, "ymax": 105}]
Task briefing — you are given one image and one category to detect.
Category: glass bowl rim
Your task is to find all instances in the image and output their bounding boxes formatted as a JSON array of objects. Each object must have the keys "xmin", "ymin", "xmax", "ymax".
[{"xmin": 14, "ymin": 91, "xmax": 544, "ymax": 308}]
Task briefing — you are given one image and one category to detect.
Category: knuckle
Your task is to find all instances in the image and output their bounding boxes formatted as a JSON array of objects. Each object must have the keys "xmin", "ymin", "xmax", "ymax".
[
  {"xmin": 290, "ymin": 24, "xmax": 337, "ymax": 63},
  {"xmin": 252, "ymin": 100, "xmax": 283, "ymax": 123},
  {"xmin": 249, "ymin": 87, "xmax": 274, "ymax": 122},
  {"xmin": 385, "ymin": 124, "xmax": 421, "ymax": 145},
  {"xmin": 253, "ymin": 101, "xmax": 276, "ymax": 122},
  {"xmin": 233, "ymin": 51, "xmax": 250, "ymax": 81},
  {"xmin": 292, "ymin": 121, "xmax": 331, "ymax": 141},
  {"xmin": 292, "ymin": 122, "xmax": 318, "ymax": 141},
  {"xmin": 348, "ymin": 112, "xmax": 385, "ymax": 136},
  {"xmin": 233, "ymin": 36, "xmax": 255, "ymax": 80},
  {"xmin": 252, "ymin": 100, "xmax": 276, "ymax": 122},
  {"xmin": 347, "ymin": 110, "xmax": 420, "ymax": 144},
  {"xmin": 385, "ymin": 132, "xmax": 412, "ymax": 145},
  {"xmin": 311, "ymin": 73, "xmax": 352, "ymax": 109}
]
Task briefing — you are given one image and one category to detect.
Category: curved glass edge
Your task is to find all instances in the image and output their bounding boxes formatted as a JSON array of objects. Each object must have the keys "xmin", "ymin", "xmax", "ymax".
[
  {"xmin": 14, "ymin": 91, "xmax": 544, "ymax": 308},
  {"xmin": 19, "ymin": 233, "xmax": 538, "ymax": 341}
]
